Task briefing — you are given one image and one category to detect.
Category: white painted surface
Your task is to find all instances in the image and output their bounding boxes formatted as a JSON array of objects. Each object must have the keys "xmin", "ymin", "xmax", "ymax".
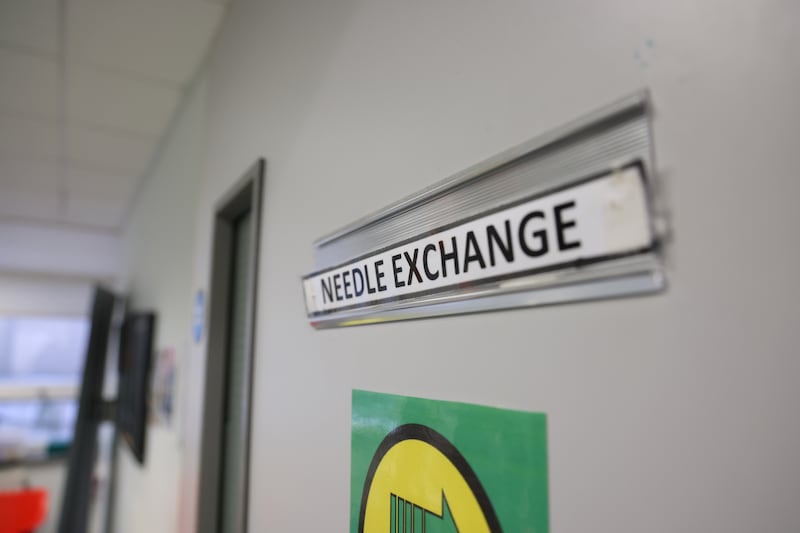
[
  {"xmin": 66, "ymin": 63, "xmax": 182, "ymax": 137},
  {"xmin": 0, "ymin": 222, "xmax": 118, "ymax": 280},
  {"xmin": 0, "ymin": 118, "xmax": 61, "ymax": 161},
  {"xmin": 113, "ymin": 74, "xmax": 208, "ymax": 533},
  {"xmin": 205, "ymin": 1, "xmax": 800, "ymax": 531},
  {"xmin": 0, "ymin": 274, "xmax": 92, "ymax": 317},
  {"xmin": 64, "ymin": 125, "xmax": 157, "ymax": 177},
  {"xmin": 0, "ymin": 0, "xmax": 60, "ymax": 56},
  {"xmin": 118, "ymin": 0, "xmax": 800, "ymax": 532},
  {"xmin": 67, "ymin": 0, "xmax": 226, "ymax": 84},
  {"xmin": 0, "ymin": 48, "xmax": 59, "ymax": 117}
]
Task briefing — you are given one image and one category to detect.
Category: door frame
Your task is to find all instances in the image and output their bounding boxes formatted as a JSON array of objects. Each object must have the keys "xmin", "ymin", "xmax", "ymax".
[{"xmin": 197, "ymin": 159, "xmax": 264, "ymax": 533}]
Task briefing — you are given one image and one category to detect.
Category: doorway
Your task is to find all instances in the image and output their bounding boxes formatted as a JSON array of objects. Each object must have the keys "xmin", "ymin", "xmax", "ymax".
[{"xmin": 197, "ymin": 160, "xmax": 264, "ymax": 533}]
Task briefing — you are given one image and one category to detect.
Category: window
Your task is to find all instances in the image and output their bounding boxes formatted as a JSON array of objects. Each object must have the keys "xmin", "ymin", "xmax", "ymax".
[{"xmin": 0, "ymin": 316, "xmax": 89, "ymax": 461}]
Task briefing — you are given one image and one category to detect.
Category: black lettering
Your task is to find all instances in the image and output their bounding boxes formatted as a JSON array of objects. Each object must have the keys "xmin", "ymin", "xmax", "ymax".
[
  {"xmin": 392, "ymin": 254, "xmax": 405, "ymax": 287},
  {"xmin": 342, "ymin": 270, "xmax": 353, "ymax": 299},
  {"xmin": 439, "ymin": 237, "xmax": 459, "ymax": 277},
  {"xmin": 375, "ymin": 260, "xmax": 388, "ymax": 292},
  {"xmin": 364, "ymin": 264, "xmax": 376, "ymax": 294},
  {"xmin": 519, "ymin": 211, "xmax": 549, "ymax": 257},
  {"xmin": 321, "ymin": 277, "xmax": 334, "ymax": 304},
  {"xmin": 554, "ymin": 200, "xmax": 581, "ymax": 250},
  {"xmin": 352, "ymin": 267, "xmax": 365, "ymax": 297},
  {"xmin": 404, "ymin": 249, "xmax": 423, "ymax": 286},
  {"xmin": 333, "ymin": 273, "xmax": 343, "ymax": 301},
  {"xmin": 463, "ymin": 230, "xmax": 486, "ymax": 273},
  {"xmin": 422, "ymin": 244, "xmax": 439, "ymax": 280},
  {"xmin": 487, "ymin": 220, "xmax": 514, "ymax": 266}
]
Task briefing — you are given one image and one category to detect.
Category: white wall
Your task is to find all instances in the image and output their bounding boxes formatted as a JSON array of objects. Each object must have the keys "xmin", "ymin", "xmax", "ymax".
[
  {"xmin": 0, "ymin": 219, "xmax": 117, "ymax": 318},
  {"xmin": 120, "ymin": 0, "xmax": 800, "ymax": 532},
  {"xmin": 0, "ymin": 273, "xmax": 92, "ymax": 316},
  {"xmin": 112, "ymin": 75, "xmax": 208, "ymax": 533},
  {"xmin": 0, "ymin": 222, "xmax": 118, "ymax": 281}
]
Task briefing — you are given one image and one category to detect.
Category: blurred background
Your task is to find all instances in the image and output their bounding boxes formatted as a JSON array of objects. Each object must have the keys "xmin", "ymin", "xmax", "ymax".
[{"xmin": 0, "ymin": 1, "xmax": 226, "ymax": 531}]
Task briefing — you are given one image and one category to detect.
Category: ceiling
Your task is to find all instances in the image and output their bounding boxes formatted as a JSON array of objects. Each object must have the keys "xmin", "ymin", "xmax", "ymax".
[{"xmin": 0, "ymin": 0, "xmax": 228, "ymax": 233}]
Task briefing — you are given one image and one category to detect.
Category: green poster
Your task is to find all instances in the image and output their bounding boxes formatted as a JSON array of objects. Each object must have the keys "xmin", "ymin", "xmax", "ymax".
[{"xmin": 351, "ymin": 390, "xmax": 548, "ymax": 533}]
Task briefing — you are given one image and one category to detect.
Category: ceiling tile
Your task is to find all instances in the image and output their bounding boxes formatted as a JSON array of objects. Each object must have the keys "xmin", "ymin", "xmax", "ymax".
[
  {"xmin": 0, "ymin": 115, "xmax": 61, "ymax": 160},
  {"xmin": 0, "ymin": 0, "xmax": 59, "ymax": 56},
  {"xmin": 65, "ymin": 125, "xmax": 157, "ymax": 176},
  {"xmin": 65, "ymin": 192, "xmax": 127, "ymax": 229},
  {"xmin": 67, "ymin": 0, "xmax": 225, "ymax": 83},
  {"xmin": 0, "ymin": 182, "xmax": 60, "ymax": 220},
  {"xmin": 0, "ymin": 48, "xmax": 60, "ymax": 117},
  {"xmin": 66, "ymin": 64, "xmax": 182, "ymax": 136},
  {"xmin": 0, "ymin": 158, "xmax": 61, "ymax": 189},
  {"xmin": 66, "ymin": 166, "xmax": 138, "ymax": 200}
]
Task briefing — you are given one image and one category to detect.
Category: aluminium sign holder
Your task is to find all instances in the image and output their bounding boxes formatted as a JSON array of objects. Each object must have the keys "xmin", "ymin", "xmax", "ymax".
[{"xmin": 303, "ymin": 91, "xmax": 666, "ymax": 328}]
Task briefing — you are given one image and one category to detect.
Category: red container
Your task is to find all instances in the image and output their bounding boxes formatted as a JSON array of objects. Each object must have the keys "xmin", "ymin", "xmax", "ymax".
[{"xmin": 0, "ymin": 488, "xmax": 47, "ymax": 533}]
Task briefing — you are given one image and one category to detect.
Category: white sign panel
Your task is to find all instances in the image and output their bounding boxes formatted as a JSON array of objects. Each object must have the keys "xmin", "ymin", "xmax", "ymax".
[{"xmin": 303, "ymin": 164, "xmax": 653, "ymax": 317}]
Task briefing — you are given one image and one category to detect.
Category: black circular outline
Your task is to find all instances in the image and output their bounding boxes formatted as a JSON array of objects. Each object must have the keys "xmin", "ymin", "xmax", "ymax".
[{"xmin": 357, "ymin": 423, "xmax": 503, "ymax": 532}]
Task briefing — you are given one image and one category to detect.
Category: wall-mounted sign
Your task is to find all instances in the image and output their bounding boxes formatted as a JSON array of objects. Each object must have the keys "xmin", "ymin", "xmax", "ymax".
[
  {"xmin": 351, "ymin": 390, "xmax": 548, "ymax": 533},
  {"xmin": 304, "ymin": 93, "xmax": 665, "ymax": 328},
  {"xmin": 305, "ymin": 163, "xmax": 653, "ymax": 317}
]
